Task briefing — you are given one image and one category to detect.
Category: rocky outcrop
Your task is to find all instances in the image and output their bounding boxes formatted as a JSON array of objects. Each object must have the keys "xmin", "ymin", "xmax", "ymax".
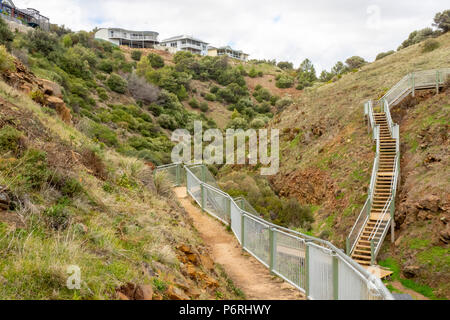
[
  {"xmin": 116, "ymin": 283, "xmax": 153, "ymax": 300},
  {"xmin": 1, "ymin": 59, "xmax": 72, "ymax": 124}
]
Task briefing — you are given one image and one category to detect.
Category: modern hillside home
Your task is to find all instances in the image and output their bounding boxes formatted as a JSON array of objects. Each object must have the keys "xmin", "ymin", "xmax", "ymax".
[
  {"xmin": 0, "ymin": 0, "xmax": 49, "ymax": 30},
  {"xmin": 208, "ymin": 46, "xmax": 249, "ymax": 61},
  {"xmin": 95, "ymin": 28, "xmax": 159, "ymax": 48},
  {"xmin": 160, "ymin": 35, "xmax": 209, "ymax": 55}
]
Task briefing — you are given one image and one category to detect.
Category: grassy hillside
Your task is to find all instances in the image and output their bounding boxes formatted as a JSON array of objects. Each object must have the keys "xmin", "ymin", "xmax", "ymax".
[{"xmin": 266, "ymin": 32, "xmax": 450, "ymax": 298}]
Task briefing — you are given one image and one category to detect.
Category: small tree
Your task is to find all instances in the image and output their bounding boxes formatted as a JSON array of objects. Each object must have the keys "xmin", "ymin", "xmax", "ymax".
[
  {"xmin": 199, "ymin": 102, "xmax": 209, "ymax": 112},
  {"xmin": 296, "ymin": 58, "xmax": 317, "ymax": 89},
  {"xmin": 345, "ymin": 56, "xmax": 366, "ymax": 70},
  {"xmin": 433, "ymin": 10, "xmax": 450, "ymax": 33},
  {"xmin": 277, "ymin": 61, "xmax": 293, "ymax": 70},
  {"xmin": 148, "ymin": 53, "xmax": 165, "ymax": 68},
  {"xmin": 106, "ymin": 73, "xmax": 128, "ymax": 94},
  {"xmin": 131, "ymin": 50, "xmax": 143, "ymax": 61},
  {"xmin": 0, "ymin": 18, "xmax": 13, "ymax": 50}
]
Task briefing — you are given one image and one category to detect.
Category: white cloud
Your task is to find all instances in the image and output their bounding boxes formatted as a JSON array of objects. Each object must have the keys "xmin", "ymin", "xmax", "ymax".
[{"xmin": 15, "ymin": 0, "xmax": 449, "ymax": 71}]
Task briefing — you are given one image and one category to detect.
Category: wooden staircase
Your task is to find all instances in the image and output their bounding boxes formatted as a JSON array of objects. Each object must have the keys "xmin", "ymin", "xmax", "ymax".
[{"xmin": 351, "ymin": 113, "xmax": 396, "ymax": 266}]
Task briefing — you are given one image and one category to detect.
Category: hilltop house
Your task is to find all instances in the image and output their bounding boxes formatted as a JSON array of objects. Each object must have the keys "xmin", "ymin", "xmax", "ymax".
[
  {"xmin": 0, "ymin": 0, "xmax": 49, "ymax": 30},
  {"xmin": 207, "ymin": 46, "xmax": 249, "ymax": 61},
  {"xmin": 159, "ymin": 35, "xmax": 208, "ymax": 56},
  {"xmin": 95, "ymin": 28, "xmax": 159, "ymax": 48}
]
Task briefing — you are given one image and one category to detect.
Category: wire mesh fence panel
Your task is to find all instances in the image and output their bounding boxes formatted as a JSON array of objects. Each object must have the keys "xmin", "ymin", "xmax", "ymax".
[
  {"xmin": 243, "ymin": 214, "xmax": 270, "ymax": 267},
  {"xmin": 234, "ymin": 197, "xmax": 259, "ymax": 216},
  {"xmin": 385, "ymin": 76, "xmax": 410, "ymax": 105},
  {"xmin": 308, "ymin": 243, "xmax": 334, "ymax": 300},
  {"xmin": 230, "ymin": 200, "xmax": 242, "ymax": 243},
  {"xmin": 154, "ymin": 165, "xmax": 179, "ymax": 186},
  {"xmin": 338, "ymin": 257, "xmax": 370, "ymax": 300},
  {"xmin": 186, "ymin": 168, "xmax": 202, "ymax": 207},
  {"xmin": 204, "ymin": 184, "xmax": 230, "ymax": 224},
  {"xmin": 188, "ymin": 165, "xmax": 219, "ymax": 188},
  {"xmin": 273, "ymin": 230, "xmax": 306, "ymax": 292}
]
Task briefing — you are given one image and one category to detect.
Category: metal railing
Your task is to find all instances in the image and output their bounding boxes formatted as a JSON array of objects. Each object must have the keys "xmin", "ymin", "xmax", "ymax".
[
  {"xmin": 347, "ymin": 68, "xmax": 449, "ymax": 262},
  {"xmin": 156, "ymin": 162, "xmax": 393, "ymax": 300}
]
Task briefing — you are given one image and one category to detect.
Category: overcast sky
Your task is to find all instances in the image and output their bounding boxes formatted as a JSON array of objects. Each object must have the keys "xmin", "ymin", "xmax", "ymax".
[{"xmin": 15, "ymin": 0, "xmax": 449, "ymax": 71}]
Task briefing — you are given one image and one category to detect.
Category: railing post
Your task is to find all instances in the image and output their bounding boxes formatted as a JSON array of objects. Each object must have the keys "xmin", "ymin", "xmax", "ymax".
[
  {"xmin": 305, "ymin": 243, "xmax": 310, "ymax": 299},
  {"xmin": 226, "ymin": 196, "xmax": 231, "ymax": 222},
  {"xmin": 241, "ymin": 213, "xmax": 245, "ymax": 247},
  {"xmin": 333, "ymin": 254, "xmax": 339, "ymax": 300},
  {"xmin": 201, "ymin": 165, "xmax": 206, "ymax": 183},
  {"xmin": 176, "ymin": 164, "xmax": 181, "ymax": 186},
  {"xmin": 370, "ymin": 239, "xmax": 375, "ymax": 265},
  {"xmin": 411, "ymin": 72, "xmax": 415, "ymax": 97},
  {"xmin": 436, "ymin": 70, "xmax": 440, "ymax": 95},
  {"xmin": 200, "ymin": 183, "xmax": 205, "ymax": 212},
  {"xmin": 269, "ymin": 227, "xmax": 275, "ymax": 273}
]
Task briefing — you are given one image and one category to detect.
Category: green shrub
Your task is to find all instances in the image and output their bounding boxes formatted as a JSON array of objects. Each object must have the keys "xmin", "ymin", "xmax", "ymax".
[
  {"xmin": 98, "ymin": 59, "xmax": 114, "ymax": 73},
  {"xmin": 205, "ymin": 93, "xmax": 216, "ymax": 101},
  {"xmin": 275, "ymin": 96, "xmax": 293, "ymax": 112},
  {"xmin": 375, "ymin": 50, "xmax": 395, "ymax": 60},
  {"xmin": 275, "ymin": 74, "xmax": 294, "ymax": 88},
  {"xmin": 43, "ymin": 201, "xmax": 72, "ymax": 230},
  {"xmin": 249, "ymin": 67, "xmax": 258, "ymax": 78},
  {"xmin": 30, "ymin": 89, "xmax": 46, "ymax": 105},
  {"xmin": 96, "ymin": 87, "xmax": 109, "ymax": 101},
  {"xmin": 345, "ymin": 56, "xmax": 367, "ymax": 69},
  {"xmin": 131, "ymin": 50, "xmax": 142, "ymax": 61},
  {"xmin": 199, "ymin": 102, "xmax": 209, "ymax": 112},
  {"xmin": 210, "ymin": 85, "xmax": 219, "ymax": 94},
  {"xmin": 148, "ymin": 53, "xmax": 164, "ymax": 68},
  {"xmin": 0, "ymin": 18, "xmax": 13, "ymax": 49},
  {"xmin": 106, "ymin": 73, "xmax": 128, "ymax": 94},
  {"xmin": 157, "ymin": 114, "xmax": 177, "ymax": 130},
  {"xmin": 16, "ymin": 149, "xmax": 50, "ymax": 191},
  {"xmin": 422, "ymin": 39, "xmax": 440, "ymax": 52},
  {"xmin": 226, "ymin": 117, "xmax": 248, "ymax": 130},
  {"xmin": 0, "ymin": 125, "xmax": 24, "ymax": 156},
  {"xmin": 85, "ymin": 121, "xmax": 119, "ymax": 146},
  {"xmin": 27, "ymin": 29, "xmax": 59, "ymax": 55},
  {"xmin": 188, "ymin": 98, "xmax": 200, "ymax": 109},
  {"xmin": 0, "ymin": 45, "xmax": 15, "ymax": 72}
]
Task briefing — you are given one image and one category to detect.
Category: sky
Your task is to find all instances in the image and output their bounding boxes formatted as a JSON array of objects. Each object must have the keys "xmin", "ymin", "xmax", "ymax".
[{"xmin": 13, "ymin": 0, "xmax": 449, "ymax": 72}]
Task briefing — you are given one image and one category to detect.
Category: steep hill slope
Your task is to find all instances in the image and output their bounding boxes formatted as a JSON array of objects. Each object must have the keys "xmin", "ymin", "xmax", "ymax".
[
  {"xmin": 268, "ymin": 32, "xmax": 450, "ymax": 298},
  {"xmin": 0, "ymin": 77, "xmax": 244, "ymax": 300}
]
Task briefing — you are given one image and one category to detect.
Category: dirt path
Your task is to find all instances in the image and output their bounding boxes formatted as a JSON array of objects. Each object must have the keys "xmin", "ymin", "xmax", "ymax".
[
  {"xmin": 174, "ymin": 187, "xmax": 304, "ymax": 300},
  {"xmin": 391, "ymin": 281, "xmax": 430, "ymax": 300}
]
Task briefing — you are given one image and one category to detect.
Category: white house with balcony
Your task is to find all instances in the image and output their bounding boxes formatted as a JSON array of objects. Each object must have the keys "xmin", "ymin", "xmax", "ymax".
[
  {"xmin": 94, "ymin": 28, "xmax": 159, "ymax": 49},
  {"xmin": 159, "ymin": 35, "xmax": 208, "ymax": 56},
  {"xmin": 207, "ymin": 46, "xmax": 249, "ymax": 61}
]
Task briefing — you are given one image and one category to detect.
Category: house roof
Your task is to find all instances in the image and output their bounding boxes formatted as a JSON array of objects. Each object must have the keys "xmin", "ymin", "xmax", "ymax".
[
  {"xmin": 100, "ymin": 28, "xmax": 158, "ymax": 36},
  {"xmin": 2, "ymin": 0, "xmax": 16, "ymax": 8},
  {"xmin": 161, "ymin": 35, "xmax": 208, "ymax": 44}
]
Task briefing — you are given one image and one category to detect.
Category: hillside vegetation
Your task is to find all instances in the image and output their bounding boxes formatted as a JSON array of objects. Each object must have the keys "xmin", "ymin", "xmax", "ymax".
[{"xmin": 265, "ymin": 32, "xmax": 450, "ymax": 298}]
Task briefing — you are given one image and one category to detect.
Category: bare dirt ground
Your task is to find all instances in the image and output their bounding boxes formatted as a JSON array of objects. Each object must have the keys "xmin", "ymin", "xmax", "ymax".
[
  {"xmin": 391, "ymin": 281, "xmax": 430, "ymax": 300},
  {"xmin": 174, "ymin": 187, "xmax": 305, "ymax": 300}
]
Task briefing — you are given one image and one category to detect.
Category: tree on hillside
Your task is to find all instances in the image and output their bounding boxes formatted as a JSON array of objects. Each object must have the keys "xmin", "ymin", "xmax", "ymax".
[
  {"xmin": 296, "ymin": 58, "xmax": 317, "ymax": 90},
  {"xmin": 345, "ymin": 56, "xmax": 367, "ymax": 70},
  {"xmin": 433, "ymin": 10, "xmax": 450, "ymax": 33},
  {"xmin": 319, "ymin": 70, "xmax": 333, "ymax": 82},
  {"xmin": 277, "ymin": 61, "xmax": 294, "ymax": 70},
  {"xmin": 0, "ymin": 18, "xmax": 14, "ymax": 50},
  {"xmin": 331, "ymin": 61, "xmax": 346, "ymax": 76}
]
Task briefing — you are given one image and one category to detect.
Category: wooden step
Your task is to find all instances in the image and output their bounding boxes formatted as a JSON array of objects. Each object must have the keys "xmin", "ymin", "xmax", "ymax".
[
  {"xmin": 352, "ymin": 254, "xmax": 372, "ymax": 260},
  {"xmin": 354, "ymin": 259, "xmax": 371, "ymax": 266}
]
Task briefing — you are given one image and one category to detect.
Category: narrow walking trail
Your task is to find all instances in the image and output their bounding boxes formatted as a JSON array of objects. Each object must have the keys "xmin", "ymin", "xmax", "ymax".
[{"xmin": 174, "ymin": 187, "xmax": 305, "ymax": 300}]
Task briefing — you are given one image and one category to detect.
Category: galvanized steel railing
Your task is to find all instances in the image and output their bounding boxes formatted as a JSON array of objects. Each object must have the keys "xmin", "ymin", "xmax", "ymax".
[
  {"xmin": 155, "ymin": 162, "xmax": 393, "ymax": 300},
  {"xmin": 347, "ymin": 68, "xmax": 449, "ymax": 262}
]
